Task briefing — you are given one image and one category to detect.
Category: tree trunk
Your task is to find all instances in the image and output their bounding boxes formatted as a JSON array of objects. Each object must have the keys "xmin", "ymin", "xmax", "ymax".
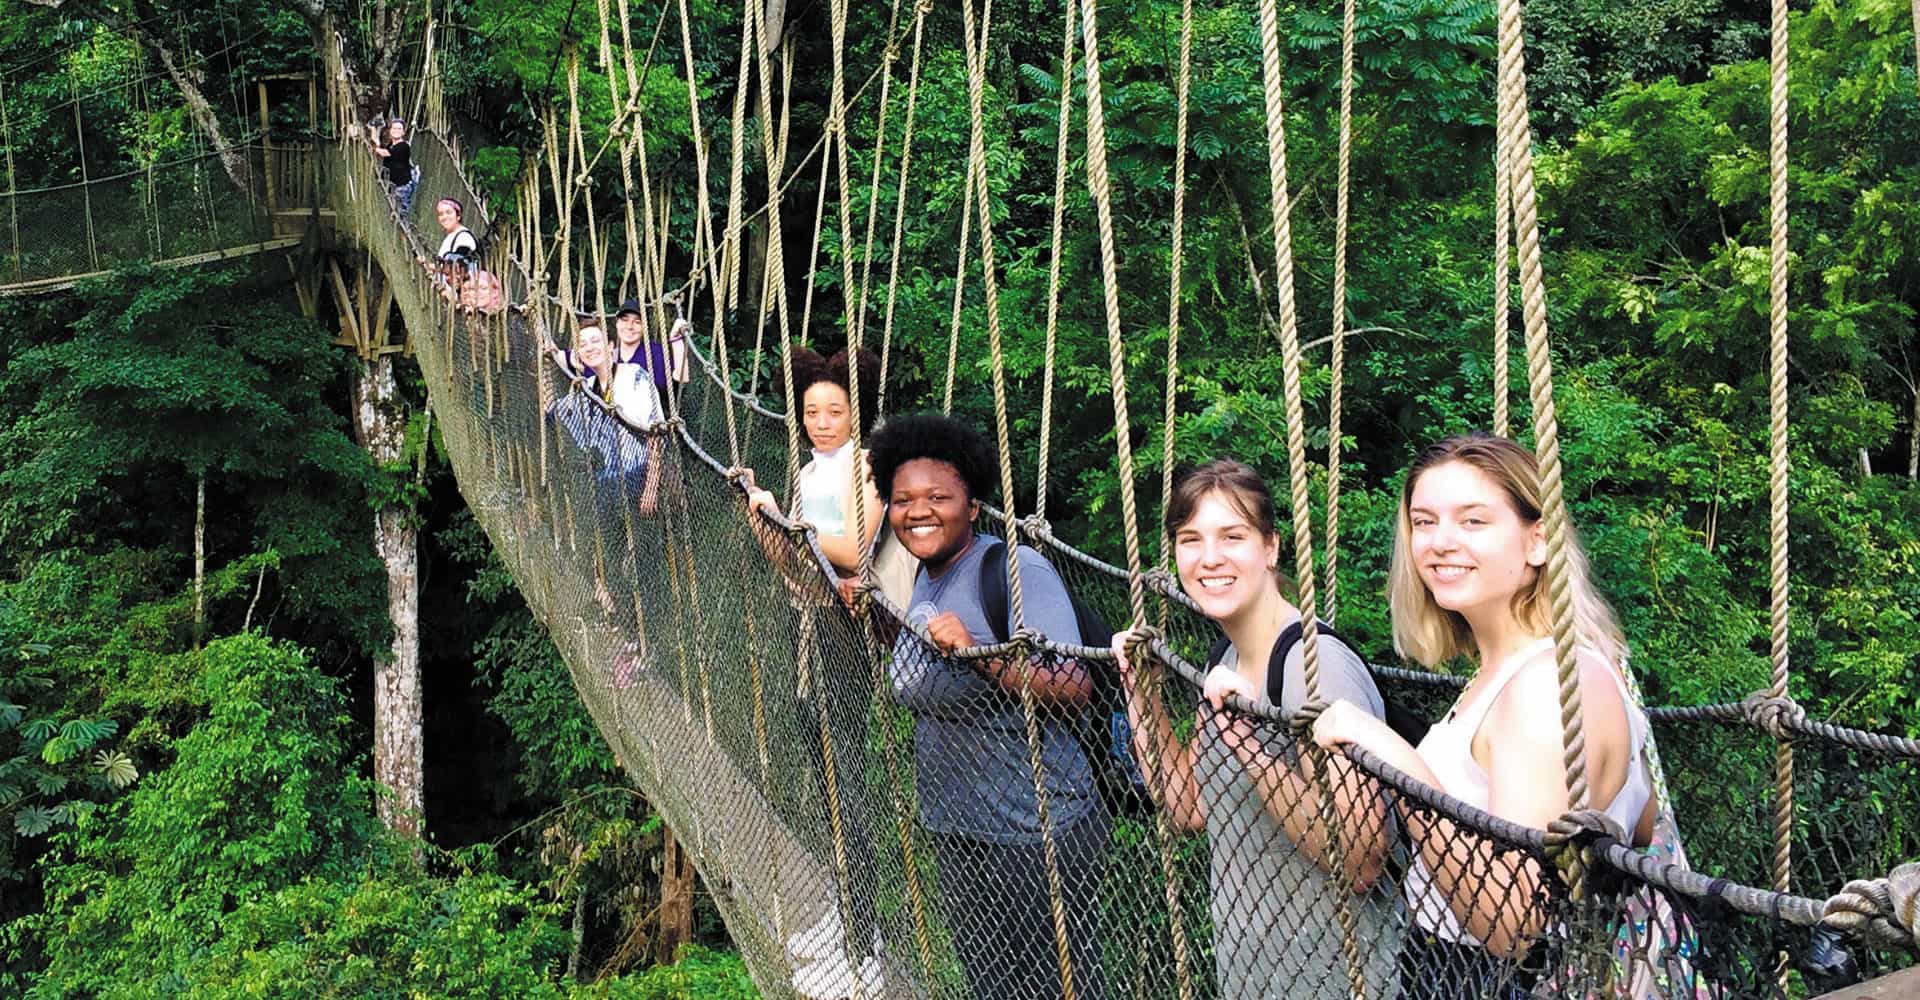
[
  {"xmin": 654, "ymin": 827, "xmax": 695, "ymax": 966},
  {"xmin": 194, "ymin": 473, "xmax": 206, "ymax": 647},
  {"xmin": 1909, "ymin": 389, "xmax": 1918, "ymax": 479},
  {"xmin": 352, "ymin": 351, "xmax": 423, "ymax": 837}
]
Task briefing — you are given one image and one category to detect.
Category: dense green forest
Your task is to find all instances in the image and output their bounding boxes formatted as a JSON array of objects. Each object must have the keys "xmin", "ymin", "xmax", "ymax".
[{"xmin": 0, "ymin": 0, "xmax": 1916, "ymax": 993}]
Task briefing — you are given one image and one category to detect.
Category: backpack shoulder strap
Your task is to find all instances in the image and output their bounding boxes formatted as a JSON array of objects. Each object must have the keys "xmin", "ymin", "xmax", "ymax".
[
  {"xmin": 1205, "ymin": 634, "xmax": 1233, "ymax": 670},
  {"xmin": 1268, "ymin": 619, "xmax": 1360, "ymax": 705},
  {"xmin": 974, "ymin": 540, "xmax": 1010, "ymax": 644}
]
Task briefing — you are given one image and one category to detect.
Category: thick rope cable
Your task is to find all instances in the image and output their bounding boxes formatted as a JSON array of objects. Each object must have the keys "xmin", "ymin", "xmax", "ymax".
[
  {"xmin": 1494, "ymin": 0, "xmax": 1592, "ymax": 815},
  {"xmin": 1032, "ymin": 0, "xmax": 1076, "ymax": 526},
  {"xmin": 1249, "ymin": 0, "xmax": 1369, "ymax": 990},
  {"xmin": 955, "ymin": 3, "xmax": 1086, "ymax": 996},
  {"xmin": 1323, "ymin": 0, "xmax": 1354, "ymax": 625},
  {"xmin": 1075, "ymin": 2, "xmax": 1204, "ymax": 998},
  {"xmin": 1765, "ymin": 0, "xmax": 1795, "ymax": 986},
  {"xmin": 1492, "ymin": 115, "xmax": 1512, "ymax": 438},
  {"xmin": 941, "ymin": 161, "xmax": 974, "ymax": 414},
  {"xmin": 875, "ymin": 2, "xmax": 931, "ymax": 420},
  {"xmin": 849, "ymin": 0, "xmax": 906, "ymax": 351},
  {"xmin": 1158, "ymin": 0, "xmax": 1191, "ymax": 572}
]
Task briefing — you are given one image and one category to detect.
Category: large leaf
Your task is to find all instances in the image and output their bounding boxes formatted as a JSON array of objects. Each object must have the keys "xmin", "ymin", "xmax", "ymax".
[
  {"xmin": 93, "ymin": 750, "xmax": 140, "ymax": 789},
  {"xmin": 14, "ymin": 805, "xmax": 59, "ymax": 836}
]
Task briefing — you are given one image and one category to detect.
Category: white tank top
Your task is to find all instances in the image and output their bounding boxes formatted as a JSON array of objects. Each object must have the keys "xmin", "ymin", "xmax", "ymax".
[{"xmin": 1403, "ymin": 637, "xmax": 1652, "ymax": 944}]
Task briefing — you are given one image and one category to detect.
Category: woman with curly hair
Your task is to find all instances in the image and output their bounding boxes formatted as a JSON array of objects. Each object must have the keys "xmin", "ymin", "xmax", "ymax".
[{"xmin": 868, "ymin": 412, "xmax": 1108, "ymax": 1000}]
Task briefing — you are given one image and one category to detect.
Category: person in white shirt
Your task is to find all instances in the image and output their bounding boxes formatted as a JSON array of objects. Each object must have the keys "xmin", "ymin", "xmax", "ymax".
[{"xmin": 1312, "ymin": 433, "xmax": 1659, "ymax": 998}]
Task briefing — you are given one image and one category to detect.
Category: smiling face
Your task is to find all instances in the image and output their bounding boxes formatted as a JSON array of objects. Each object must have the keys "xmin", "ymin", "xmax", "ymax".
[
  {"xmin": 802, "ymin": 381, "xmax": 854, "ymax": 453},
  {"xmin": 1173, "ymin": 491, "xmax": 1281, "ymax": 623},
  {"xmin": 615, "ymin": 311, "xmax": 644, "ymax": 347},
  {"xmin": 387, "ymin": 119, "xmax": 407, "ymax": 143},
  {"xmin": 1406, "ymin": 459, "xmax": 1546, "ymax": 624},
  {"xmin": 435, "ymin": 200, "xmax": 461, "ymax": 234},
  {"xmin": 888, "ymin": 458, "xmax": 978, "ymax": 571},
  {"xmin": 575, "ymin": 325, "xmax": 610, "ymax": 370}
]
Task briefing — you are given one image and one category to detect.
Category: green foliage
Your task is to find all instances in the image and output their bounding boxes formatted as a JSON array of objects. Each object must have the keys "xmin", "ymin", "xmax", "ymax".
[{"xmin": 0, "ymin": 265, "xmax": 387, "ymax": 655}]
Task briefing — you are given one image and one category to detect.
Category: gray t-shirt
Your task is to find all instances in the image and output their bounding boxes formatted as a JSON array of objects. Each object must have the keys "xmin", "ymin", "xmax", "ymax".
[
  {"xmin": 889, "ymin": 533, "xmax": 1099, "ymax": 844},
  {"xmin": 1192, "ymin": 632, "xmax": 1403, "ymax": 1000}
]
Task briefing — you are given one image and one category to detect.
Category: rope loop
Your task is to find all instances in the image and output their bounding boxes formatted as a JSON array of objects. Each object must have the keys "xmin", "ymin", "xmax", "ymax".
[
  {"xmin": 1005, "ymin": 626, "xmax": 1042, "ymax": 663},
  {"xmin": 1544, "ymin": 808, "xmax": 1628, "ymax": 899},
  {"xmin": 1121, "ymin": 624, "xmax": 1165, "ymax": 661},
  {"xmin": 1017, "ymin": 513, "xmax": 1055, "ymax": 539},
  {"xmin": 1821, "ymin": 863, "xmax": 1920, "ymax": 951},
  {"xmin": 1288, "ymin": 697, "xmax": 1331, "ymax": 733},
  {"xmin": 723, "ymin": 465, "xmax": 753, "ymax": 488},
  {"xmin": 1741, "ymin": 691, "xmax": 1807, "ymax": 739}
]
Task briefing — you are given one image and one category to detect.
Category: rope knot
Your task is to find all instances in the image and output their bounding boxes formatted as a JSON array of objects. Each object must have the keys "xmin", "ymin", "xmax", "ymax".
[
  {"xmin": 1740, "ymin": 691, "xmax": 1806, "ymax": 738},
  {"xmin": 1821, "ymin": 863, "xmax": 1920, "ymax": 952},
  {"xmin": 1544, "ymin": 808, "xmax": 1627, "ymax": 898},
  {"xmin": 1120, "ymin": 625, "xmax": 1164, "ymax": 662},
  {"xmin": 1140, "ymin": 566, "xmax": 1180, "ymax": 596},
  {"xmin": 1289, "ymin": 698, "xmax": 1332, "ymax": 732},
  {"xmin": 1017, "ymin": 513, "xmax": 1054, "ymax": 539}
]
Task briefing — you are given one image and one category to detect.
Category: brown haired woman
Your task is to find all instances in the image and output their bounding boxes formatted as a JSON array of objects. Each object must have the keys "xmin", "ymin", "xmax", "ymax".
[
  {"xmin": 1110, "ymin": 459, "xmax": 1401, "ymax": 999},
  {"xmin": 1312, "ymin": 433, "xmax": 1657, "ymax": 999}
]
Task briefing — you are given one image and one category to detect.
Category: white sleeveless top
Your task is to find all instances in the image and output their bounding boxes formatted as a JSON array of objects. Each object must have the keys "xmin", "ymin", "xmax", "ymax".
[{"xmin": 1403, "ymin": 637, "xmax": 1652, "ymax": 944}]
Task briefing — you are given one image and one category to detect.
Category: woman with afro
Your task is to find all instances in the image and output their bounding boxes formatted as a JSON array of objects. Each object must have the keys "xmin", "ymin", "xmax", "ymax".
[{"xmin": 868, "ymin": 412, "xmax": 1109, "ymax": 1000}]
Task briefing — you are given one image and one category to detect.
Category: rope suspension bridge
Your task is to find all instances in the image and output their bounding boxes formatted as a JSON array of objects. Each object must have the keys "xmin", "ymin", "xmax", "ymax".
[{"xmin": 8, "ymin": 0, "xmax": 1920, "ymax": 996}]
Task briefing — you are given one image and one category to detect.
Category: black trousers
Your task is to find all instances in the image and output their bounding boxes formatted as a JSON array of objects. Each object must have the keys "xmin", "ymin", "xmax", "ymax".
[{"xmin": 932, "ymin": 811, "xmax": 1110, "ymax": 1000}]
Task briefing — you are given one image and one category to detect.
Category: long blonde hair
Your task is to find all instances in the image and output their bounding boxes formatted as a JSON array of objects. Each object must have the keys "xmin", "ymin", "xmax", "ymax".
[{"xmin": 1388, "ymin": 433, "xmax": 1624, "ymax": 669}]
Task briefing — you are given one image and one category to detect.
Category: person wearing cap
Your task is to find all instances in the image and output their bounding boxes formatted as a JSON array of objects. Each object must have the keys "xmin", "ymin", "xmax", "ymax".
[{"xmin": 612, "ymin": 298, "xmax": 691, "ymax": 394}]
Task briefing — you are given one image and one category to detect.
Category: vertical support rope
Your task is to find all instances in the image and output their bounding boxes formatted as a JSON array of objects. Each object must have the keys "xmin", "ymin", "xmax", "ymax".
[
  {"xmin": 1323, "ymin": 0, "xmax": 1354, "ymax": 625},
  {"xmin": 2, "ymin": 77, "xmax": 22, "ymax": 284},
  {"xmin": 1494, "ymin": 0, "xmax": 1591, "ymax": 811},
  {"xmin": 875, "ymin": 2, "xmax": 931, "ymax": 420},
  {"xmin": 1035, "ymin": 0, "xmax": 1078, "ymax": 524},
  {"xmin": 1076, "ymin": 4, "xmax": 1203, "ymax": 1000},
  {"xmin": 1249, "ymin": 0, "xmax": 1368, "ymax": 991},
  {"xmin": 955, "ymin": 4, "xmax": 1085, "ymax": 997},
  {"xmin": 71, "ymin": 74, "xmax": 99, "ymax": 272},
  {"xmin": 1159, "ymin": 0, "xmax": 1191, "ymax": 570},
  {"xmin": 941, "ymin": 161, "xmax": 974, "ymax": 415},
  {"xmin": 849, "ymin": 0, "xmax": 906, "ymax": 351},
  {"xmin": 1764, "ymin": 0, "xmax": 1795, "ymax": 988},
  {"xmin": 1492, "ymin": 106, "xmax": 1512, "ymax": 438}
]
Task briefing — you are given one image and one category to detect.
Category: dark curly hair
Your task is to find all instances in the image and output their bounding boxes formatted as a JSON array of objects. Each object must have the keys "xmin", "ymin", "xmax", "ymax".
[
  {"xmin": 787, "ymin": 344, "xmax": 884, "ymax": 436},
  {"xmin": 867, "ymin": 412, "xmax": 997, "ymax": 502}
]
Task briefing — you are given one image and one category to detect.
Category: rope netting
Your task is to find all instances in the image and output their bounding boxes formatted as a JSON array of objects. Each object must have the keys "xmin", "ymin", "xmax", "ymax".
[
  {"xmin": 0, "ymin": 143, "xmax": 302, "ymax": 295},
  {"xmin": 314, "ymin": 3, "xmax": 1920, "ymax": 996}
]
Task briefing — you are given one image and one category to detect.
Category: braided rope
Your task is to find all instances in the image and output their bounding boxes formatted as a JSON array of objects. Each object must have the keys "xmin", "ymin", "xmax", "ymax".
[
  {"xmin": 1035, "ymin": 0, "xmax": 1078, "ymax": 524},
  {"xmin": 874, "ymin": 2, "xmax": 931, "ymax": 421},
  {"xmin": 957, "ymin": 4, "xmax": 1081, "ymax": 994},
  {"xmin": 1494, "ymin": 0, "xmax": 1592, "ymax": 814},
  {"xmin": 1249, "ymin": 0, "xmax": 1367, "ymax": 988},
  {"xmin": 849, "ymin": 0, "xmax": 906, "ymax": 352},
  {"xmin": 1822, "ymin": 863, "xmax": 1920, "ymax": 952},
  {"xmin": 1765, "ymin": 0, "xmax": 1796, "ymax": 989},
  {"xmin": 941, "ymin": 160, "xmax": 973, "ymax": 415},
  {"xmin": 1324, "ymin": 0, "xmax": 1354, "ymax": 625},
  {"xmin": 1159, "ymin": 0, "xmax": 1191, "ymax": 572},
  {"xmin": 1077, "ymin": 2, "xmax": 1201, "ymax": 998},
  {"xmin": 1492, "ymin": 108, "xmax": 1512, "ymax": 438}
]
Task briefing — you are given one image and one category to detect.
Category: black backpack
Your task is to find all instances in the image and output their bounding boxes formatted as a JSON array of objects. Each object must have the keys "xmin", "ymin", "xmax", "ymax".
[
  {"xmin": 975, "ymin": 540, "xmax": 1153, "ymax": 819},
  {"xmin": 1205, "ymin": 621, "xmax": 1431, "ymax": 747}
]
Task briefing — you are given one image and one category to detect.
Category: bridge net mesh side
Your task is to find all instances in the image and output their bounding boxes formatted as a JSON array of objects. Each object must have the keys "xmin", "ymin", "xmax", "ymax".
[
  {"xmin": 0, "ymin": 148, "xmax": 281, "ymax": 291},
  {"xmin": 331, "ymin": 127, "xmax": 1915, "ymax": 999}
]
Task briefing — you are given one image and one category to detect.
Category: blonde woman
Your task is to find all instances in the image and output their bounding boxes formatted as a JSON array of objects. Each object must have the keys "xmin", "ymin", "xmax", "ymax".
[{"xmin": 1312, "ymin": 433, "xmax": 1657, "ymax": 999}]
